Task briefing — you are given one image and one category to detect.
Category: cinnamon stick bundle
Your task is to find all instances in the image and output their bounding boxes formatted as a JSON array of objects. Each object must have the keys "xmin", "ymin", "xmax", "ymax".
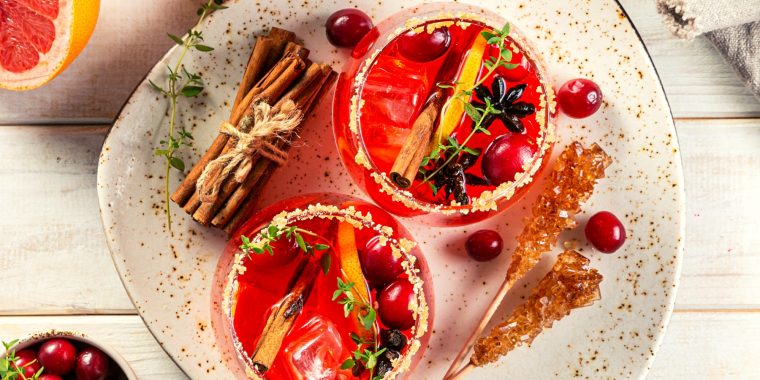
[
  {"xmin": 390, "ymin": 89, "xmax": 445, "ymax": 188},
  {"xmin": 171, "ymin": 27, "xmax": 335, "ymax": 234},
  {"xmin": 171, "ymin": 27, "xmax": 295, "ymax": 206},
  {"xmin": 222, "ymin": 70, "xmax": 337, "ymax": 235}
]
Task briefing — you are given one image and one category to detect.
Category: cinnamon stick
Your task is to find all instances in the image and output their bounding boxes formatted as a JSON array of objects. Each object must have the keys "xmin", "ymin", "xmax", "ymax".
[
  {"xmin": 171, "ymin": 28, "xmax": 295, "ymax": 206},
  {"xmin": 390, "ymin": 89, "xmax": 445, "ymax": 188},
  {"xmin": 231, "ymin": 36, "xmax": 274, "ymax": 112},
  {"xmin": 208, "ymin": 65, "xmax": 332, "ymax": 227},
  {"xmin": 221, "ymin": 70, "xmax": 337, "ymax": 235},
  {"xmin": 261, "ymin": 27, "xmax": 296, "ymax": 74},
  {"xmin": 190, "ymin": 56, "xmax": 307, "ymax": 225},
  {"xmin": 251, "ymin": 259, "xmax": 320, "ymax": 373}
]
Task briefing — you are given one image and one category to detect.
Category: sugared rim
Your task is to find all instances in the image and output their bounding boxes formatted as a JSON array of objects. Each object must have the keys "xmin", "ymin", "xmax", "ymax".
[
  {"xmin": 348, "ymin": 5, "xmax": 557, "ymax": 216},
  {"xmin": 222, "ymin": 203, "xmax": 430, "ymax": 379},
  {"xmin": 0, "ymin": 329, "xmax": 137, "ymax": 380}
]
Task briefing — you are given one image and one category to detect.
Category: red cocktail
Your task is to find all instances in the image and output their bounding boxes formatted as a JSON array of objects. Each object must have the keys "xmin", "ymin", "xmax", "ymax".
[
  {"xmin": 333, "ymin": 3, "xmax": 556, "ymax": 225},
  {"xmin": 213, "ymin": 193, "xmax": 433, "ymax": 379}
]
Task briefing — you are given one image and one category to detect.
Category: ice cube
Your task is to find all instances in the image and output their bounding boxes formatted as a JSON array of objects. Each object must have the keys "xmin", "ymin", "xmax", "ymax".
[{"xmin": 283, "ymin": 314, "xmax": 346, "ymax": 380}]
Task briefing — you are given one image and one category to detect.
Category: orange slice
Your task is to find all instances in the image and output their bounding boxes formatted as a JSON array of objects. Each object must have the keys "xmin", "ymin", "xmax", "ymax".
[
  {"xmin": 337, "ymin": 221, "xmax": 371, "ymax": 305},
  {"xmin": 433, "ymin": 33, "xmax": 488, "ymax": 146},
  {"xmin": 0, "ymin": 0, "xmax": 100, "ymax": 90}
]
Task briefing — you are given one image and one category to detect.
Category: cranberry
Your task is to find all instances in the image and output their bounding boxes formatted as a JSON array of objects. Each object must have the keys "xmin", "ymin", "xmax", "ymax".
[
  {"xmin": 397, "ymin": 26, "xmax": 451, "ymax": 62},
  {"xmin": 377, "ymin": 279, "xmax": 416, "ymax": 330},
  {"xmin": 585, "ymin": 211, "xmax": 626, "ymax": 253},
  {"xmin": 12, "ymin": 349, "xmax": 41, "ymax": 379},
  {"xmin": 359, "ymin": 236, "xmax": 404, "ymax": 287},
  {"xmin": 38, "ymin": 338, "xmax": 77, "ymax": 375},
  {"xmin": 557, "ymin": 78, "xmax": 603, "ymax": 119},
  {"xmin": 325, "ymin": 9, "xmax": 373, "ymax": 48},
  {"xmin": 39, "ymin": 375, "xmax": 64, "ymax": 380},
  {"xmin": 482, "ymin": 132, "xmax": 537, "ymax": 186},
  {"xmin": 465, "ymin": 230, "xmax": 504, "ymax": 261},
  {"xmin": 75, "ymin": 347, "xmax": 110, "ymax": 380}
]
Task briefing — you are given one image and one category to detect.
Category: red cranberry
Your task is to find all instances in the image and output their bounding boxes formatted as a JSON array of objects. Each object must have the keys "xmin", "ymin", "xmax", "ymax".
[
  {"xmin": 12, "ymin": 349, "xmax": 41, "ymax": 379},
  {"xmin": 325, "ymin": 9, "xmax": 373, "ymax": 48},
  {"xmin": 39, "ymin": 375, "xmax": 64, "ymax": 380},
  {"xmin": 585, "ymin": 211, "xmax": 626, "ymax": 253},
  {"xmin": 378, "ymin": 279, "xmax": 416, "ymax": 330},
  {"xmin": 75, "ymin": 347, "xmax": 110, "ymax": 380},
  {"xmin": 397, "ymin": 26, "xmax": 451, "ymax": 62},
  {"xmin": 38, "ymin": 338, "xmax": 77, "ymax": 375},
  {"xmin": 482, "ymin": 132, "xmax": 537, "ymax": 186},
  {"xmin": 360, "ymin": 236, "xmax": 405, "ymax": 287},
  {"xmin": 465, "ymin": 230, "xmax": 504, "ymax": 261},
  {"xmin": 558, "ymin": 78, "xmax": 603, "ymax": 119}
]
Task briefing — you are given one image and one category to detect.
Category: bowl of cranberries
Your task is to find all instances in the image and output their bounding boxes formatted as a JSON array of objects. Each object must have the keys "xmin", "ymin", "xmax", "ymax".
[{"xmin": 1, "ymin": 330, "xmax": 135, "ymax": 380}]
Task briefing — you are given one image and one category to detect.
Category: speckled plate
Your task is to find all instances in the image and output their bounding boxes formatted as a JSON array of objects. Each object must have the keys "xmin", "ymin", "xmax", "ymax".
[{"xmin": 97, "ymin": 0, "xmax": 684, "ymax": 379}]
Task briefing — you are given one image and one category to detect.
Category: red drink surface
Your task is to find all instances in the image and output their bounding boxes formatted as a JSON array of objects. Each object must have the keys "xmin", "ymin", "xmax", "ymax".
[
  {"xmin": 215, "ymin": 194, "xmax": 434, "ymax": 379},
  {"xmin": 333, "ymin": 16, "xmax": 554, "ymax": 225}
]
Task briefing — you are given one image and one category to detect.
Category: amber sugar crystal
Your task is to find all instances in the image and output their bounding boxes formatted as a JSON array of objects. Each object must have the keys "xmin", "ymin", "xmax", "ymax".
[
  {"xmin": 505, "ymin": 141, "xmax": 611, "ymax": 290},
  {"xmin": 472, "ymin": 250, "xmax": 603, "ymax": 365}
]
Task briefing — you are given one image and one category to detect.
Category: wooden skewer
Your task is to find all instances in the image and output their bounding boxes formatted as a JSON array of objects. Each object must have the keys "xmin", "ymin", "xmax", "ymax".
[
  {"xmin": 448, "ymin": 362, "xmax": 473, "ymax": 380},
  {"xmin": 443, "ymin": 276, "xmax": 516, "ymax": 379}
]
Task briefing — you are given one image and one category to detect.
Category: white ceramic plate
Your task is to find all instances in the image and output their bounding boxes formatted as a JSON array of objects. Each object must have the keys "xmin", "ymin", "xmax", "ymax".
[{"xmin": 97, "ymin": 0, "xmax": 684, "ymax": 378}]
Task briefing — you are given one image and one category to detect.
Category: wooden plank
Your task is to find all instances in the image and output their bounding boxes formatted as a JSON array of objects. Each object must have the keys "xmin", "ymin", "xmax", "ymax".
[
  {"xmin": 0, "ymin": 0, "xmax": 758, "ymax": 124},
  {"xmin": 1, "ymin": 312, "xmax": 759, "ymax": 379},
  {"xmin": 0, "ymin": 315, "xmax": 186, "ymax": 379},
  {"xmin": 675, "ymin": 119, "xmax": 760, "ymax": 309},
  {"xmin": 651, "ymin": 311, "xmax": 760, "ymax": 378},
  {"xmin": 0, "ymin": 126, "xmax": 135, "ymax": 314},
  {"xmin": 620, "ymin": 0, "xmax": 760, "ymax": 118},
  {"xmin": 0, "ymin": 0, "xmax": 201, "ymax": 124},
  {"xmin": 0, "ymin": 119, "xmax": 758, "ymax": 312}
]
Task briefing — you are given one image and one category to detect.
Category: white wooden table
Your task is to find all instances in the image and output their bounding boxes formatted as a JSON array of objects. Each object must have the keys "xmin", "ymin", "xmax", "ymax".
[{"xmin": 1, "ymin": 0, "xmax": 759, "ymax": 378}]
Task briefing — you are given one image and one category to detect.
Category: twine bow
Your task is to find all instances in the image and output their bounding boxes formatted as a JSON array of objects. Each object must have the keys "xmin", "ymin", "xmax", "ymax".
[{"xmin": 196, "ymin": 100, "xmax": 302, "ymax": 203}]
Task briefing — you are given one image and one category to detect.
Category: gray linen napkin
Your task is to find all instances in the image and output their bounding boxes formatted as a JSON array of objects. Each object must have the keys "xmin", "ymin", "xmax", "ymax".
[{"xmin": 657, "ymin": 0, "xmax": 760, "ymax": 99}]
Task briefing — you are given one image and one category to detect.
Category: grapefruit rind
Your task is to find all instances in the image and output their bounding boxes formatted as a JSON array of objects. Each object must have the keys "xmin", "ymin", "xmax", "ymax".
[{"xmin": 0, "ymin": 0, "xmax": 100, "ymax": 91}]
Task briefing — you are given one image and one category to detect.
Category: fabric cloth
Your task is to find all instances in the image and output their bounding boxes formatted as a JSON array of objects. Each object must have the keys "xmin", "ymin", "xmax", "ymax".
[{"xmin": 657, "ymin": 0, "xmax": 760, "ymax": 99}]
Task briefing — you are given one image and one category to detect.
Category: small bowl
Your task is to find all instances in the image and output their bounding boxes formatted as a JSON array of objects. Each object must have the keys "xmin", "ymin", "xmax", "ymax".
[{"xmin": 1, "ymin": 330, "xmax": 136, "ymax": 380}]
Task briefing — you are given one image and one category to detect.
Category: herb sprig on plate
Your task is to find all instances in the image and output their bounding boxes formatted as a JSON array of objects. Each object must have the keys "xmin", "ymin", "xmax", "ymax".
[{"xmin": 149, "ymin": 0, "xmax": 227, "ymax": 232}]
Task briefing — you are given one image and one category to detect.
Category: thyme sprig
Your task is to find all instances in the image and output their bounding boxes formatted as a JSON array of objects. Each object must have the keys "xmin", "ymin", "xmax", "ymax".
[
  {"xmin": 420, "ymin": 22, "xmax": 516, "ymax": 187},
  {"xmin": 1, "ymin": 340, "xmax": 43, "ymax": 380},
  {"xmin": 333, "ymin": 277, "xmax": 385, "ymax": 379},
  {"xmin": 240, "ymin": 223, "xmax": 331, "ymax": 274},
  {"xmin": 149, "ymin": 0, "xmax": 227, "ymax": 232}
]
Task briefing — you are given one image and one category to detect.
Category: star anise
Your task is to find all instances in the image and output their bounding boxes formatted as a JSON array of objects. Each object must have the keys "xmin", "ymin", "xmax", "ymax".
[
  {"xmin": 421, "ymin": 149, "xmax": 489, "ymax": 205},
  {"xmin": 471, "ymin": 75, "xmax": 536, "ymax": 133}
]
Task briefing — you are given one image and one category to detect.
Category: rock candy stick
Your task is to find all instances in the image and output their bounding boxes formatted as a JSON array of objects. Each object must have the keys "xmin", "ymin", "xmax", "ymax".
[{"xmin": 444, "ymin": 142, "xmax": 612, "ymax": 378}]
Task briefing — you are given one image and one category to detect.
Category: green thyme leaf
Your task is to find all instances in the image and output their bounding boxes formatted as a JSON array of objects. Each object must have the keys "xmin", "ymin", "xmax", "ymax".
[
  {"xmin": 480, "ymin": 31, "xmax": 497, "ymax": 41},
  {"xmin": 194, "ymin": 44, "xmax": 214, "ymax": 52},
  {"xmin": 167, "ymin": 33, "xmax": 184, "ymax": 45},
  {"xmin": 169, "ymin": 157, "xmax": 185, "ymax": 171},
  {"xmin": 295, "ymin": 233, "xmax": 307, "ymax": 252},
  {"xmin": 320, "ymin": 252, "xmax": 331, "ymax": 274},
  {"xmin": 180, "ymin": 85, "xmax": 204, "ymax": 97},
  {"xmin": 341, "ymin": 359, "xmax": 355, "ymax": 370},
  {"xmin": 500, "ymin": 22, "xmax": 511, "ymax": 36},
  {"xmin": 315, "ymin": 243, "xmax": 329, "ymax": 251}
]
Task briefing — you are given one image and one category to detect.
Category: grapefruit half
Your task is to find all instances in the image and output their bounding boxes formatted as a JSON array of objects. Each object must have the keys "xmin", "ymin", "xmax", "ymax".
[{"xmin": 0, "ymin": 0, "xmax": 100, "ymax": 91}]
